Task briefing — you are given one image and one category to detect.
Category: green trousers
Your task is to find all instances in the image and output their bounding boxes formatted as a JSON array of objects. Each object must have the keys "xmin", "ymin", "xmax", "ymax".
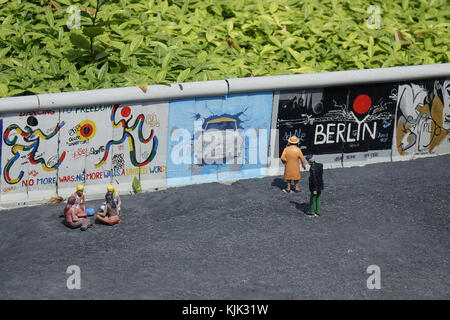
[{"xmin": 309, "ymin": 192, "xmax": 322, "ymax": 214}]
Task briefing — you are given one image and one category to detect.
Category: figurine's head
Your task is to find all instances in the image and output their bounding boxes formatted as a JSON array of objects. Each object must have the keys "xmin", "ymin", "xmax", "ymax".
[
  {"xmin": 67, "ymin": 196, "xmax": 76, "ymax": 205},
  {"xmin": 305, "ymin": 154, "xmax": 314, "ymax": 165},
  {"xmin": 288, "ymin": 136, "xmax": 299, "ymax": 145},
  {"xmin": 76, "ymin": 184, "xmax": 84, "ymax": 196},
  {"xmin": 107, "ymin": 185, "xmax": 116, "ymax": 198}
]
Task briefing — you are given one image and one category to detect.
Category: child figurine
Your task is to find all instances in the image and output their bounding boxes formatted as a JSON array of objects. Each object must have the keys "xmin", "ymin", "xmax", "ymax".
[
  {"xmin": 280, "ymin": 136, "xmax": 307, "ymax": 193},
  {"xmin": 96, "ymin": 185, "xmax": 121, "ymax": 226},
  {"xmin": 306, "ymin": 155, "xmax": 324, "ymax": 217}
]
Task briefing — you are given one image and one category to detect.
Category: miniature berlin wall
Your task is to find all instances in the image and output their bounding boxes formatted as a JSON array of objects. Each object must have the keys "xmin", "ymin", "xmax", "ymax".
[{"xmin": 0, "ymin": 68, "xmax": 449, "ymax": 206}]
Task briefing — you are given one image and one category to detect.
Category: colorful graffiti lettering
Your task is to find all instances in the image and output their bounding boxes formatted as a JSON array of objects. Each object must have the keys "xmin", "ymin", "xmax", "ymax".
[
  {"xmin": 19, "ymin": 110, "xmax": 55, "ymax": 117},
  {"xmin": 2, "ymin": 117, "xmax": 66, "ymax": 184},
  {"xmin": 73, "ymin": 147, "xmax": 89, "ymax": 160},
  {"xmin": 95, "ymin": 105, "xmax": 158, "ymax": 168}
]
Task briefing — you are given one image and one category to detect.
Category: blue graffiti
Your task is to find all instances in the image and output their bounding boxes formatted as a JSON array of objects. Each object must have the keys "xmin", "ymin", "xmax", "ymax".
[
  {"xmin": 283, "ymin": 129, "xmax": 306, "ymax": 143},
  {"xmin": 378, "ymin": 132, "xmax": 389, "ymax": 143},
  {"xmin": 382, "ymin": 118, "xmax": 392, "ymax": 128}
]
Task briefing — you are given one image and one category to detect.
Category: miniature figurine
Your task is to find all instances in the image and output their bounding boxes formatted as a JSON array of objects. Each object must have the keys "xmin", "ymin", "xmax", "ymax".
[
  {"xmin": 280, "ymin": 136, "xmax": 307, "ymax": 193},
  {"xmin": 96, "ymin": 185, "xmax": 121, "ymax": 226},
  {"xmin": 63, "ymin": 195, "xmax": 92, "ymax": 231},
  {"xmin": 71, "ymin": 184, "xmax": 87, "ymax": 218},
  {"xmin": 306, "ymin": 155, "xmax": 324, "ymax": 217}
]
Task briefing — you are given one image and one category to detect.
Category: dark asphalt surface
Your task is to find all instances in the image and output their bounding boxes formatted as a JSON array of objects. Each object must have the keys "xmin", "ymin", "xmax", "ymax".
[{"xmin": 0, "ymin": 155, "xmax": 449, "ymax": 300}]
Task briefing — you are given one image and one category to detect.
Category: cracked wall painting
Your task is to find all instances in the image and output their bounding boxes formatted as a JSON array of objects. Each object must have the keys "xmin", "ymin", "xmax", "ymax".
[
  {"xmin": 166, "ymin": 93, "xmax": 273, "ymax": 186},
  {"xmin": 276, "ymin": 83, "xmax": 397, "ymax": 166},
  {"xmin": 392, "ymin": 79, "xmax": 450, "ymax": 160}
]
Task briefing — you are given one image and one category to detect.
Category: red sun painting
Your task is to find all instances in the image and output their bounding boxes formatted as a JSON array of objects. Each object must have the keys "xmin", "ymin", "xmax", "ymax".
[
  {"xmin": 353, "ymin": 94, "xmax": 372, "ymax": 114},
  {"xmin": 121, "ymin": 106, "xmax": 131, "ymax": 118}
]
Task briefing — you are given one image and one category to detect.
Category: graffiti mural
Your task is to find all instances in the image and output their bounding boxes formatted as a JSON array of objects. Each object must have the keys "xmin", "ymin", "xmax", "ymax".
[
  {"xmin": 0, "ymin": 111, "xmax": 63, "ymax": 202},
  {"xmin": 193, "ymin": 111, "xmax": 247, "ymax": 165},
  {"xmin": 106, "ymin": 102, "xmax": 168, "ymax": 191},
  {"xmin": 393, "ymin": 79, "xmax": 450, "ymax": 159},
  {"xmin": 2, "ymin": 116, "xmax": 65, "ymax": 184},
  {"xmin": 57, "ymin": 102, "xmax": 168, "ymax": 195},
  {"xmin": 276, "ymin": 83, "xmax": 397, "ymax": 166},
  {"xmin": 0, "ymin": 78, "xmax": 449, "ymax": 205},
  {"xmin": 95, "ymin": 104, "xmax": 158, "ymax": 168},
  {"xmin": 57, "ymin": 105, "xmax": 113, "ymax": 194},
  {"xmin": 0, "ymin": 102, "xmax": 169, "ymax": 202},
  {"xmin": 166, "ymin": 92, "xmax": 273, "ymax": 186}
]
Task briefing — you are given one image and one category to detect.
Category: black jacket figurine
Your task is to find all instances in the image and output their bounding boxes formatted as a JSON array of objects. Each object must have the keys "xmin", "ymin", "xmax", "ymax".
[{"xmin": 309, "ymin": 161, "xmax": 324, "ymax": 193}]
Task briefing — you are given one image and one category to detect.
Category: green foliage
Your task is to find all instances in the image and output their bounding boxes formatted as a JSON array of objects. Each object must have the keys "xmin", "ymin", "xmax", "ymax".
[
  {"xmin": 0, "ymin": 0, "xmax": 448, "ymax": 98},
  {"xmin": 132, "ymin": 176, "xmax": 142, "ymax": 194}
]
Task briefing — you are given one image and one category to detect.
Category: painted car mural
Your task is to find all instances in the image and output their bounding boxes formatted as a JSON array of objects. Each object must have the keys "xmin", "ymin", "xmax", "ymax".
[{"xmin": 194, "ymin": 117, "xmax": 244, "ymax": 164}]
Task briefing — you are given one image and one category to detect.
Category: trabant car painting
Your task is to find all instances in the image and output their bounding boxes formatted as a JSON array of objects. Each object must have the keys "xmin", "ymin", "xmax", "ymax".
[{"xmin": 194, "ymin": 117, "xmax": 244, "ymax": 164}]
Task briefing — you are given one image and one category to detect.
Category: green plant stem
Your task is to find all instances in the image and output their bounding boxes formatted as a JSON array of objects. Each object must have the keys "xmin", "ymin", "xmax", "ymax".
[{"xmin": 91, "ymin": 0, "xmax": 102, "ymax": 62}]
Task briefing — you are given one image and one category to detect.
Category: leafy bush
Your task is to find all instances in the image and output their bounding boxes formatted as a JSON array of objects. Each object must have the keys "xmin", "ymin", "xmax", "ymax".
[{"xmin": 0, "ymin": 0, "xmax": 448, "ymax": 98}]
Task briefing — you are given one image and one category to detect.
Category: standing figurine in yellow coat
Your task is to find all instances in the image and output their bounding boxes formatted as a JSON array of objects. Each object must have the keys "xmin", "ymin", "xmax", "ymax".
[{"xmin": 280, "ymin": 136, "xmax": 307, "ymax": 193}]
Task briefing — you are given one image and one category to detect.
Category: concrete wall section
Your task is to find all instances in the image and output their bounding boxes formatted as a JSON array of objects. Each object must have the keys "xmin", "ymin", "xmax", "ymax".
[
  {"xmin": 341, "ymin": 83, "xmax": 397, "ymax": 167},
  {"xmin": 275, "ymin": 87, "xmax": 345, "ymax": 169},
  {"xmin": 56, "ymin": 103, "xmax": 168, "ymax": 198},
  {"xmin": 0, "ymin": 103, "xmax": 169, "ymax": 206},
  {"xmin": 272, "ymin": 81, "xmax": 402, "ymax": 169},
  {"xmin": 1, "ymin": 110, "xmax": 62, "ymax": 203},
  {"xmin": 392, "ymin": 79, "xmax": 450, "ymax": 161},
  {"xmin": 117, "ymin": 102, "xmax": 168, "ymax": 192},
  {"xmin": 57, "ymin": 105, "xmax": 114, "ymax": 198},
  {"xmin": 166, "ymin": 92, "xmax": 273, "ymax": 186}
]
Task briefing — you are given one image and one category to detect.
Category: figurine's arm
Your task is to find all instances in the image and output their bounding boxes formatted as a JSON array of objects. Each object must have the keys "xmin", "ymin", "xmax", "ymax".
[
  {"xmin": 82, "ymin": 196, "xmax": 86, "ymax": 212},
  {"xmin": 280, "ymin": 149, "xmax": 287, "ymax": 163},
  {"xmin": 71, "ymin": 208, "xmax": 80, "ymax": 222},
  {"xmin": 298, "ymin": 149, "xmax": 307, "ymax": 170}
]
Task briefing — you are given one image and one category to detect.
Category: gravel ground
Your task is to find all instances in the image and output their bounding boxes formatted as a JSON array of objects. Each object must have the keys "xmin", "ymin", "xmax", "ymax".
[{"xmin": 0, "ymin": 155, "xmax": 449, "ymax": 300}]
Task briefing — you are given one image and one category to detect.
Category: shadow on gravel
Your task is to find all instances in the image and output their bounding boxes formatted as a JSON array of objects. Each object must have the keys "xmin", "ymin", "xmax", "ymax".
[
  {"xmin": 289, "ymin": 201, "xmax": 309, "ymax": 214},
  {"xmin": 271, "ymin": 178, "xmax": 286, "ymax": 190}
]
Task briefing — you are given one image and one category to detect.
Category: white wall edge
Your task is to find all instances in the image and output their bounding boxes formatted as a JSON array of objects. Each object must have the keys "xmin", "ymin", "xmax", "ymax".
[
  {"xmin": 1, "ymin": 64, "xmax": 449, "ymax": 113},
  {"xmin": 227, "ymin": 63, "xmax": 450, "ymax": 93}
]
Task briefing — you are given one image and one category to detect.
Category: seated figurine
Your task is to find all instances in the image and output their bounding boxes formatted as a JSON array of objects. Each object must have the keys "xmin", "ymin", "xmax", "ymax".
[
  {"xmin": 96, "ymin": 185, "xmax": 121, "ymax": 226},
  {"xmin": 63, "ymin": 196, "xmax": 92, "ymax": 231},
  {"xmin": 71, "ymin": 184, "xmax": 87, "ymax": 218}
]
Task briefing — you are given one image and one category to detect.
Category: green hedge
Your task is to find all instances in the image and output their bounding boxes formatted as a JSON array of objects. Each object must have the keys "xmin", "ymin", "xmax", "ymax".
[{"xmin": 0, "ymin": 0, "xmax": 448, "ymax": 98}]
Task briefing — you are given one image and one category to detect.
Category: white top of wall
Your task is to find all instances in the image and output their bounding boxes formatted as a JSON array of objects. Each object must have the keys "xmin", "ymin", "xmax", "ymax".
[{"xmin": 0, "ymin": 63, "xmax": 449, "ymax": 113}]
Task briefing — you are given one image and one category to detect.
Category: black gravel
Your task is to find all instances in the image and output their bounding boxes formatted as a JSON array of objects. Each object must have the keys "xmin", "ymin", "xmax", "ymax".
[{"xmin": 0, "ymin": 155, "xmax": 449, "ymax": 299}]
